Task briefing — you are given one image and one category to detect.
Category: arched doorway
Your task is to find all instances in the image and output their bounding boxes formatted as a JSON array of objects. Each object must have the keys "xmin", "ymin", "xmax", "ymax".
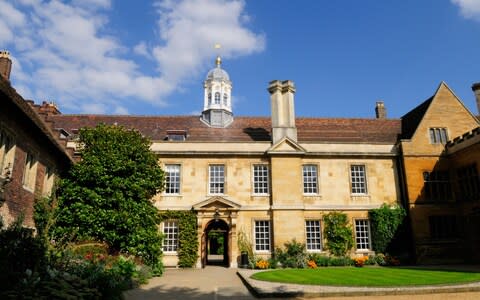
[{"xmin": 204, "ymin": 219, "xmax": 229, "ymax": 266}]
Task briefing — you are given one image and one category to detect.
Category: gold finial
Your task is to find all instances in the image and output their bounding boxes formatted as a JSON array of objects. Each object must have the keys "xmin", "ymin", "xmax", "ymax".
[
  {"xmin": 214, "ymin": 44, "xmax": 222, "ymax": 67},
  {"xmin": 0, "ymin": 50, "xmax": 10, "ymax": 59}
]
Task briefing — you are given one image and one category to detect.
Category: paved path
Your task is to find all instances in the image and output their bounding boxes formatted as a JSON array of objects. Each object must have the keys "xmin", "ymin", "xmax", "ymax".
[
  {"xmin": 124, "ymin": 266, "xmax": 480, "ymax": 300},
  {"xmin": 124, "ymin": 266, "xmax": 252, "ymax": 300}
]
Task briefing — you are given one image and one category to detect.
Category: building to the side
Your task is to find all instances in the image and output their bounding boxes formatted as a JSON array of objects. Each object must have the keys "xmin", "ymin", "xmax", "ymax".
[
  {"xmin": 0, "ymin": 51, "xmax": 73, "ymax": 228},
  {"xmin": 2, "ymin": 50, "xmax": 479, "ymax": 266}
]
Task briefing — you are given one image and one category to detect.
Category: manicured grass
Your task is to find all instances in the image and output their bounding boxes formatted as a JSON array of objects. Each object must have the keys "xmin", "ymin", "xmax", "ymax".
[{"xmin": 250, "ymin": 267, "xmax": 480, "ymax": 287}]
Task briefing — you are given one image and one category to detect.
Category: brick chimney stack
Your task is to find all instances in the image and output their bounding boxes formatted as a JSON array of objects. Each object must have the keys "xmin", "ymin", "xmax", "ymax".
[
  {"xmin": 268, "ymin": 80, "xmax": 298, "ymax": 144},
  {"xmin": 472, "ymin": 83, "xmax": 480, "ymax": 115},
  {"xmin": 375, "ymin": 101, "xmax": 386, "ymax": 119},
  {"xmin": 0, "ymin": 50, "xmax": 12, "ymax": 81},
  {"xmin": 39, "ymin": 101, "xmax": 61, "ymax": 115}
]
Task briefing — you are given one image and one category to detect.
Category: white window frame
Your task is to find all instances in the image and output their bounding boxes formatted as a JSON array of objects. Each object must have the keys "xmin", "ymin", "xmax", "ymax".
[
  {"xmin": 305, "ymin": 220, "xmax": 322, "ymax": 251},
  {"xmin": 22, "ymin": 153, "xmax": 38, "ymax": 192},
  {"xmin": 209, "ymin": 164, "xmax": 225, "ymax": 194},
  {"xmin": 254, "ymin": 220, "xmax": 271, "ymax": 252},
  {"xmin": 252, "ymin": 164, "xmax": 269, "ymax": 195},
  {"xmin": 214, "ymin": 92, "xmax": 221, "ymax": 104},
  {"xmin": 350, "ymin": 164, "xmax": 368, "ymax": 194},
  {"xmin": 162, "ymin": 220, "xmax": 179, "ymax": 253},
  {"xmin": 429, "ymin": 128, "xmax": 448, "ymax": 144},
  {"xmin": 354, "ymin": 219, "xmax": 371, "ymax": 251},
  {"xmin": 303, "ymin": 164, "xmax": 319, "ymax": 194},
  {"xmin": 164, "ymin": 164, "xmax": 181, "ymax": 194}
]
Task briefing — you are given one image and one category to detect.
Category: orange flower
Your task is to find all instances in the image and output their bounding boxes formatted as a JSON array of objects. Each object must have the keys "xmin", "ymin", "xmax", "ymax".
[{"xmin": 307, "ymin": 260, "xmax": 317, "ymax": 269}]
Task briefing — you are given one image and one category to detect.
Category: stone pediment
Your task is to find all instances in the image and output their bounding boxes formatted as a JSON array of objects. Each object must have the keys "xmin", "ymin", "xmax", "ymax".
[
  {"xmin": 267, "ymin": 137, "xmax": 306, "ymax": 154},
  {"xmin": 192, "ymin": 196, "xmax": 241, "ymax": 211}
]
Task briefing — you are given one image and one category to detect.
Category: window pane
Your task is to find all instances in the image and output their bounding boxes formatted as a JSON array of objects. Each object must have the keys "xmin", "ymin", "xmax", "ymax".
[
  {"xmin": 253, "ymin": 165, "xmax": 269, "ymax": 194},
  {"xmin": 305, "ymin": 220, "xmax": 322, "ymax": 250},
  {"xmin": 355, "ymin": 219, "xmax": 370, "ymax": 250},
  {"xmin": 165, "ymin": 164, "xmax": 181, "ymax": 194},
  {"xmin": 255, "ymin": 220, "xmax": 270, "ymax": 251},
  {"xmin": 209, "ymin": 165, "xmax": 225, "ymax": 194},
  {"xmin": 351, "ymin": 165, "xmax": 367, "ymax": 194},
  {"xmin": 303, "ymin": 165, "xmax": 318, "ymax": 194},
  {"xmin": 163, "ymin": 221, "xmax": 179, "ymax": 252}
]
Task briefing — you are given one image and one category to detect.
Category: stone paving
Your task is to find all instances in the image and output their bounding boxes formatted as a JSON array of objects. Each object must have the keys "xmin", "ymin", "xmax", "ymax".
[{"xmin": 124, "ymin": 265, "xmax": 480, "ymax": 300}]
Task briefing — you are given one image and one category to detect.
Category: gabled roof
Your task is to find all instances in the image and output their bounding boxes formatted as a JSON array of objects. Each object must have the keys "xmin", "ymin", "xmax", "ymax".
[
  {"xmin": 49, "ymin": 114, "xmax": 402, "ymax": 144},
  {"xmin": 400, "ymin": 96, "xmax": 433, "ymax": 139},
  {"xmin": 0, "ymin": 77, "xmax": 73, "ymax": 164},
  {"xmin": 400, "ymin": 81, "xmax": 480, "ymax": 140}
]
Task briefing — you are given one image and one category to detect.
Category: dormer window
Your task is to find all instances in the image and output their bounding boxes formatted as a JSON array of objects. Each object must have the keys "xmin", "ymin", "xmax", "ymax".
[
  {"xmin": 166, "ymin": 130, "xmax": 187, "ymax": 141},
  {"xmin": 214, "ymin": 92, "xmax": 220, "ymax": 104},
  {"xmin": 57, "ymin": 128, "xmax": 70, "ymax": 139}
]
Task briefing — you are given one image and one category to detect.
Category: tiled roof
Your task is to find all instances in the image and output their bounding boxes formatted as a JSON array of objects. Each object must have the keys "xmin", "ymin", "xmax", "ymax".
[
  {"xmin": 0, "ymin": 77, "xmax": 73, "ymax": 163},
  {"xmin": 49, "ymin": 114, "xmax": 402, "ymax": 144}
]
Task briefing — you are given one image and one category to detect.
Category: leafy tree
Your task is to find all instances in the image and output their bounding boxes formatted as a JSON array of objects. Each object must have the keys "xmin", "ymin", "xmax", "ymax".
[
  {"xmin": 323, "ymin": 212, "xmax": 353, "ymax": 256},
  {"xmin": 54, "ymin": 124, "xmax": 164, "ymax": 268},
  {"xmin": 369, "ymin": 204, "xmax": 406, "ymax": 253}
]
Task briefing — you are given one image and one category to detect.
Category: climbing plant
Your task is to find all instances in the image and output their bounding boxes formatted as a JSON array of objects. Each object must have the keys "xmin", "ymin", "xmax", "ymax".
[
  {"xmin": 368, "ymin": 204, "xmax": 406, "ymax": 253},
  {"xmin": 322, "ymin": 212, "xmax": 353, "ymax": 256},
  {"xmin": 159, "ymin": 210, "xmax": 198, "ymax": 267}
]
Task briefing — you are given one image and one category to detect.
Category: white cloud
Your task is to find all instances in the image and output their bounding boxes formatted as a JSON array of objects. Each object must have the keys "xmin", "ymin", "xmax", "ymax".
[
  {"xmin": 452, "ymin": 0, "xmax": 480, "ymax": 21},
  {"xmin": 4, "ymin": 0, "xmax": 264, "ymax": 114}
]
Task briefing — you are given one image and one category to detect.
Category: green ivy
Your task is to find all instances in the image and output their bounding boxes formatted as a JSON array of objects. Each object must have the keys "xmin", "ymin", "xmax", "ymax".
[
  {"xmin": 368, "ymin": 204, "xmax": 406, "ymax": 253},
  {"xmin": 322, "ymin": 212, "xmax": 353, "ymax": 256},
  {"xmin": 159, "ymin": 211, "xmax": 198, "ymax": 268}
]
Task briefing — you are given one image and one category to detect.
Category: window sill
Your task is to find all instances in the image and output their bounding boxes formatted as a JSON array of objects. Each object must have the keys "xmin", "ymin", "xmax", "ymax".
[{"xmin": 163, "ymin": 252, "xmax": 178, "ymax": 256}]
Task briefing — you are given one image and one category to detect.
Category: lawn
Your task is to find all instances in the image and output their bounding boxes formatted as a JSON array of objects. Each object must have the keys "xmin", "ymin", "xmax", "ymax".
[{"xmin": 250, "ymin": 267, "xmax": 480, "ymax": 287}]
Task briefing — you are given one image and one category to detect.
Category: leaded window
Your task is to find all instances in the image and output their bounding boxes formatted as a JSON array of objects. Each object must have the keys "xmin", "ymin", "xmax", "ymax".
[{"xmin": 163, "ymin": 221, "xmax": 179, "ymax": 252}]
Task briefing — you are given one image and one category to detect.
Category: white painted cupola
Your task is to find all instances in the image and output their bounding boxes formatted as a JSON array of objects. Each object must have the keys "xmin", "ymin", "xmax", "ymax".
[{"xmin": 201, "ymin": 56, "xmax": 233, "ymax": 127}]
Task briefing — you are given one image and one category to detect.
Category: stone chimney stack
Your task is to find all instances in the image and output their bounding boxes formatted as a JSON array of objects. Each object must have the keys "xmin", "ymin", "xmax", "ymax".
[
  {"xmin": 39, "ymin": 101, "xmax": 61, "ymax": 115},
  {"xmin": 0, "ymin": 50, "xmax": 12, "ymax": 81},
  {"xmin": 375, "ymin": 101, "xmax": 386, "ymax": 119},
  {"xmin": 268, "ymin": 80, "xmax": 297, "ymax": 144},
  {"xmin": 471, "ymin": 83, "xmax": 480, "ymax": 115}
]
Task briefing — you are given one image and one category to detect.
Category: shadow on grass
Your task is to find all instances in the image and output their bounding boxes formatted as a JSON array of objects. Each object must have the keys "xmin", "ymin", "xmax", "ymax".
[{"xmin": 393, "ymin": 265, "xmax": 480, "ymax": 273}]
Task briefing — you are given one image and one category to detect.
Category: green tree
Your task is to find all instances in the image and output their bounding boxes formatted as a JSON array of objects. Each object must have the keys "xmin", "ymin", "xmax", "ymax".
[
  {"xmin": 323, "ymin": 212, "xmax": 353, "ymax": 256},
  {"xmin": 54, "ymin": 124, "xmax": 164, "ymax": 268},
  {"xmin": 368, "ymin": 204, "xmax": 406, "ymax": 253}
]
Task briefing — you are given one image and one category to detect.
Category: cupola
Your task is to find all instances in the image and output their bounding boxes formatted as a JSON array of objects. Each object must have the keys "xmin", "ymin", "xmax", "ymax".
[{"xmin": 201, "ymin": 56, "xmax": 233, "ymax": 127}]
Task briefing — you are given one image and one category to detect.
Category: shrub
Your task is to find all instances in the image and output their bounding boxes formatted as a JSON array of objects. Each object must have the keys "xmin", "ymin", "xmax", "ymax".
[
  {"xmin": 0, "ymin": 216, "xmax": 47, "ymax": 291},
  {"xmin": 275, "ymin": 239, "xmax": 308, "ymax": 268},
  {"xmin": 308, "ymin": 253, "xmax": 331, "ymax": 266},
  {"xmin": 368, "ymin": 204, "xmax": 406, "ymax": 253},
  {"xmin": 329, "ymin": 256, "xmax": 354, "ymax": 266},
  {"xmin": 322, "ymin": 212, "xmax": 353, "ymax": 256}
]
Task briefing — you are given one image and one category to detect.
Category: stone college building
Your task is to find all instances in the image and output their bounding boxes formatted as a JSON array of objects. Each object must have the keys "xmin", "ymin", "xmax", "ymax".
[{"xmin": 1, "ymin": 51, "xmax": 479, "ymax": 267}]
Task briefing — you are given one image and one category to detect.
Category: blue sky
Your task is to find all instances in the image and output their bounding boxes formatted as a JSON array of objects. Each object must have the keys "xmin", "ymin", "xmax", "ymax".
[{"xmin": 1, "ymin": 0, "xmax": 480, "ymax": 118}]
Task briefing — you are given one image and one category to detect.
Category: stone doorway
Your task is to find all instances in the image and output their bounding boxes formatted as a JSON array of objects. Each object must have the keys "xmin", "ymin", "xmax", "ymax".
[{"xmin": 204, "ymin": 219, "xmax": 229, "ymax": 266}]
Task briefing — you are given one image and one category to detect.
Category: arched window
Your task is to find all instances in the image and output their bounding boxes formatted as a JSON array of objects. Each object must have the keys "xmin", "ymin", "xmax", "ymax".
[
  {"xmin": 208, "ymin": 93, "xmax": 212, "ymax": 105},
  {"xmin": 223, "ymin": 93, "xmax": 228, "ymax": 105},
  {"xmin": 214, "ymin": 92, "xmax": 220, "ymax": 104}
]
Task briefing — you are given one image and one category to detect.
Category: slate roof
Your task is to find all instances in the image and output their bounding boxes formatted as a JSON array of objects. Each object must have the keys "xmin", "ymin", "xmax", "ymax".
[
  {"xmin": 49, "ymin": 114, "xmax": 402, "ymax": 144},
  {"xmin": 400, "ymin": 96, "xmax": 433, "ymax": 140}
]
